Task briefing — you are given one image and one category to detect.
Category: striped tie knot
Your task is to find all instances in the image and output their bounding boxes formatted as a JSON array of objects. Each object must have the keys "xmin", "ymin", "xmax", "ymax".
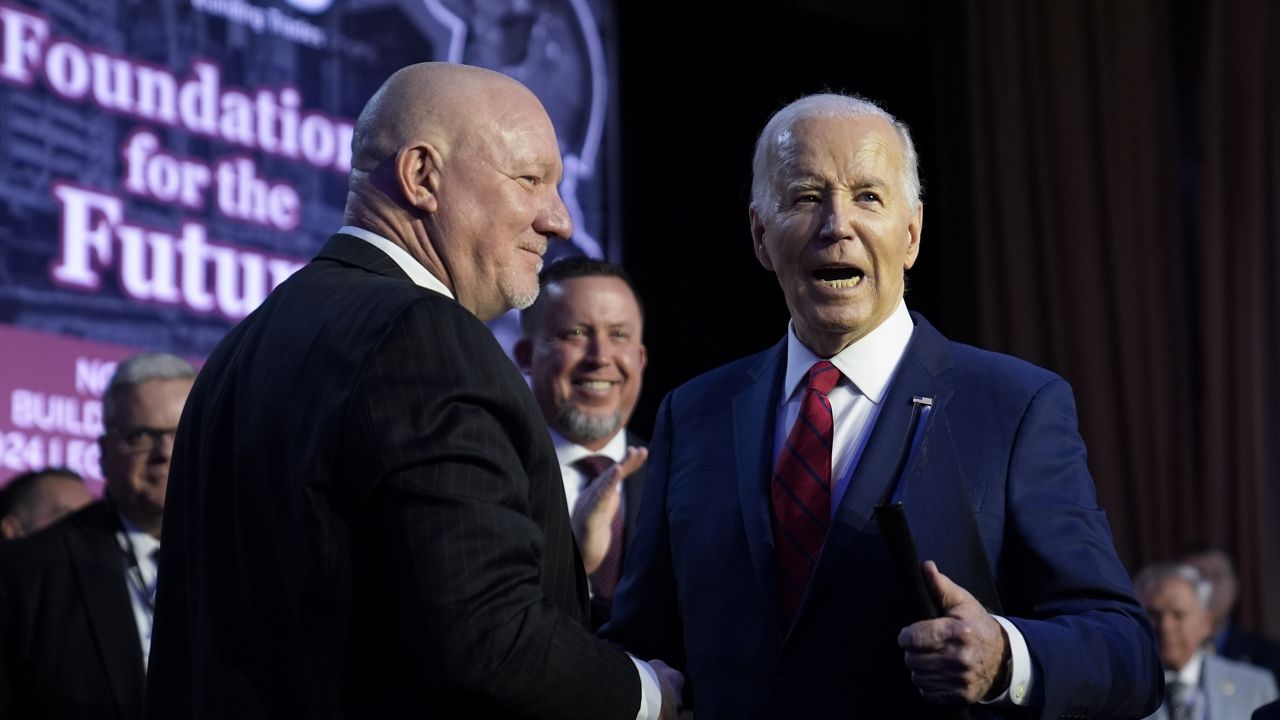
[{"xmin": 806, "ymin": 360, "xmax": 840, "ymax": 396}]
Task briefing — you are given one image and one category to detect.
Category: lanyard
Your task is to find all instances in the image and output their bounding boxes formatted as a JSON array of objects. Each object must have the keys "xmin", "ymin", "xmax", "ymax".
[{"xmin": 104, "ymin": 497, "xmax": 157, "ymax": 616}]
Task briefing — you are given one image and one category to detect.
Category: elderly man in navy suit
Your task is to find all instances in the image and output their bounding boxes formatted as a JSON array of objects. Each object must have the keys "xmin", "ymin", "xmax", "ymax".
[{"xmin": 603, "ymin": 93, "xmax": 1162, "ymax": 719}]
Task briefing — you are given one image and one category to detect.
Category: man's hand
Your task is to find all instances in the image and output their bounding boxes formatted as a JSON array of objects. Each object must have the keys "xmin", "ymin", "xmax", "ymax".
[
  {"xmin": 571, "ymin": 446, "xmax": 647, "ymax": 572},
  {"xmin": 650, "ymin": 659, "xmax": 684, "ymax": 720},
  {"xmin": 897, "ymin": 561, "xmax": 1011, "ymax": 705}
]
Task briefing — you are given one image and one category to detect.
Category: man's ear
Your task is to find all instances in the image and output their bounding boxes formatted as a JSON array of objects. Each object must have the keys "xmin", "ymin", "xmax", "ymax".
[
  {"xmin": 904, "ymin": 202, "xmax": 923, "ymax": 270},
  {"xmin": 0, "ymin": 514, "xmax": 24, "ymax": 540},
  {"xmin": 395, "ymin": 142, "xmax": 443, "ymax": 214},
  {"xmin": 750, "ymin": 206, "xmax": 774, "ymax": 271},
  {"xmin": 513, "ymin": 338, "xmax": 533, "ymax": 373}
]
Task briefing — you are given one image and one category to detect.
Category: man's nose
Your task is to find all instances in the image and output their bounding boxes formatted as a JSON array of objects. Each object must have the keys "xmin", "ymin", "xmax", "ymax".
[
  {"xmin": 582, "ymin": 332, "xmax": 611, "ymax": 365},
  {"xmin": 819, "ymin": 197, "xmax": 855, "ymax": 242},
  {"xmin": 149, "ymin": 431, "xmax": 176, "ymax": 460},
  {"xmin": 536, "ymin": 192, "xmax": 573, "ymax": 240}
]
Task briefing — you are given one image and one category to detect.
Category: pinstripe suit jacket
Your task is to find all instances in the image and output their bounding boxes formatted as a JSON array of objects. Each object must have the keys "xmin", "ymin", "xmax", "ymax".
[{"xmin": 144, "ymin": 234, "xmax": 640, "ymax": 719}]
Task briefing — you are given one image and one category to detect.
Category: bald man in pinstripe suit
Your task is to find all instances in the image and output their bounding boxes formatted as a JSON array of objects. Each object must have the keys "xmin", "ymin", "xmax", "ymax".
[{"xmin": 145, "ymin": 63, "xmax": 679, "ymax": 720}]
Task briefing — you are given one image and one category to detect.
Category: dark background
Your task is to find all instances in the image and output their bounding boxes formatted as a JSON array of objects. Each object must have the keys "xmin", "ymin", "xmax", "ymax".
[
  {"xmin": 618, "ymin": 0, "xmax": 969, "ymax": 430},
  {"xmin": 615, "ymin": 0, "xmax": 1280, "ymax": 637}
]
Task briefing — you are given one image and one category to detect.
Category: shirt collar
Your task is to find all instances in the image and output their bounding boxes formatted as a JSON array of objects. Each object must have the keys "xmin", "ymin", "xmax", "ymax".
[
  {"xmin": 782, "ymin": 300, "xmax": 914, "ymax": 404},
  {"xmin": 115, "ymin": 509, "xmax": 161, "ymax": 557},
  {"xmin": 1167, "ymin": 650, "xmax": 1204, "ymax": 687},
  {"xmin": 550, "ymin": 427, "xmax": 629, "ymax": 466},
  {"xmin": 337, "ymin": 225, "xmax": 455, "ymax": 300}
]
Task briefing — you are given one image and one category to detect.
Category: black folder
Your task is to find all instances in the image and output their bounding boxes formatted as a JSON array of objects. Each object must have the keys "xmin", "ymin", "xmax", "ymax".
[{"xmin": 873, "ymin": 396, "xmax": 987, "ymax": 718}]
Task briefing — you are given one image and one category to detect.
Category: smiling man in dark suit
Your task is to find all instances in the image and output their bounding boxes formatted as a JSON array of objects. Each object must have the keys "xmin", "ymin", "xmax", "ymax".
[
  {"xmin": 603, "ymin": 93, "xmax": 1162, "ymax": 719},
  {"xmin": 144, "ymin": 63, "xmax": 679, "ymax": 720},
  {"xmin": 0, "ymin": 352, "xmax": 195, "ymax": 720},
  {"xmin": 516, "ymin": 257, "xmax": 649, "ymax": 628}
]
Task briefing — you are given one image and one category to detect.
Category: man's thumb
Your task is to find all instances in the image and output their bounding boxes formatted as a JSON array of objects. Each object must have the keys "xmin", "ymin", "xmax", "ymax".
[{"xmin": 922, "ymin": 560, "xmax": 976, "ymax": 613}]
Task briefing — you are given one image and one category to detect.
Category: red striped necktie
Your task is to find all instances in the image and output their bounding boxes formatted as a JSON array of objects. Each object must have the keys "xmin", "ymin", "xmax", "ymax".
[
  {"xmin": 575, "ymin": 455, "xmax": 625, "ymax": 602},
  {"xmin": 771, "ymin": 360, "xmax": 840, "ymax": 626}
]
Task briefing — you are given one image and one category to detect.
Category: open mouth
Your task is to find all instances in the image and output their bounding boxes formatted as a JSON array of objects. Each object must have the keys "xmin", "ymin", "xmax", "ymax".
[{"xmin": 812, "ymin": 266, "xmax": 864, "ymax": 289}]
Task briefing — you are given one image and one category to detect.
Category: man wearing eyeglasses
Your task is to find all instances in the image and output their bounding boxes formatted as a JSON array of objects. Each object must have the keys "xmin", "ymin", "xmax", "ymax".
[{"xmin": 0, "ymin": 352, "xmax": 195, "ymax": 720}]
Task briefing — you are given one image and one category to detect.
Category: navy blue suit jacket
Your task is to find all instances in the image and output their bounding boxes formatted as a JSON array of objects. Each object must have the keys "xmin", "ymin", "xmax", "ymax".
[
  {"xmin": 622, "ymin": 431, "xmax": 647, "ymax": 553},
  {"xmin": 604, "ymin": 313, "xmax": 1161, "ymax": 719}
]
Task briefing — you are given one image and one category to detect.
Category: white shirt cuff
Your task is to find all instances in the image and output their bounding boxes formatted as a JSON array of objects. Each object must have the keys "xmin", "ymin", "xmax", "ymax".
[
  {"xmin": 981, "ymin": 615, "xmax": 1034, "ymax": 706},
  {"xmin": 632, "ymin": 655, "xmax": 662, "ymax": 720}
]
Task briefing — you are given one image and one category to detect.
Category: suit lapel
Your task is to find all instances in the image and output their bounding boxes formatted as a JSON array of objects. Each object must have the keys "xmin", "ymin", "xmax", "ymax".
[
  {"xmin": 732, "ymin": 339, "xmax": 788, "ymax": 614},
  {"xmin": 1200, "ymin": 655, "xmax": 1218, "ymax": 719},
  {"xmin": 1202, "ymin": 655, "xmax": 1234, "ymax": 720},
  {"xmin": 622, "ymin": 432, "xmax": 646, "ymax": 549},
  {"xmin": 65, "ymin": 503, "xmax": 144, "ymax": 718},
  {"xmin": 804, "ymin": 314, "xmax": 954, "ymax": 612}
]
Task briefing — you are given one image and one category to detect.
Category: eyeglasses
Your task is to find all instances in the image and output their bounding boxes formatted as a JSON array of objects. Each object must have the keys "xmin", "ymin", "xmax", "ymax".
[{"xmin": 109, "ymin": 426, "xmax": 178, "ymax": 453}]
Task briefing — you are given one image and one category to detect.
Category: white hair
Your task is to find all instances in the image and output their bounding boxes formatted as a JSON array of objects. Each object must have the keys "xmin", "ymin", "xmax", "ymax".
[
  {"xmin": 103, "ymin": 352, "xmax": 197, "ymax": 427},
  {"xmin": 1134, "ymin": 562, "xmax": 1214, "ymax": 610},
  {"xmin": 750, "ymin": 93, "xmax": 921, "ymax": 218}
]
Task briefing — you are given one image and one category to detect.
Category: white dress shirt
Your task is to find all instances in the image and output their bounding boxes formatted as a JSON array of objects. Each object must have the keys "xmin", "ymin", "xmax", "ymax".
[
  {"xmin": 773, "ymin": 300, "xmax": 1033, "ymax": 706},
  {"xmin": 338, "ymin": 227, "xmax": 662, "ymax": 719},
  {"xmin": 552, "ymin": 427, "xmax": 630, "ymax": 516},
  {"xmin": 1165, "ymin": 652, "xmax": 1207, "ymax": 719},
  {"xmin": 1169, "ymin": 650, "xmax": 1205, "ymax": 687},
  {"xmin": 773, "ymin": 300, "xmax": 915, "ymax": 516},
  {"xmin": 115, "ymin": 514, "xmax": 160, "ymax": 670},
  {"xmin": 338, "ymin": 225, "xmax": 455, "ymax": 297}
]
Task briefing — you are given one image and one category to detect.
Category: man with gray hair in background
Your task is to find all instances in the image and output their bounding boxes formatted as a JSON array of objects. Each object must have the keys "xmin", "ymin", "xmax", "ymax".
[
  {"xmin": 1136, "ymin": 562, "xmax": 1277, "ymax": 719},
  {"xmin": 0, "ymin": 352, "xmax": 195, "ymax": 719},
  {"xmin": 1181, "ymin": 545, "xmax": 1280, "ymax": 683},
  {"xmin": 604, "ymin": 93, "xmax": 1161, "ymax": 718}
]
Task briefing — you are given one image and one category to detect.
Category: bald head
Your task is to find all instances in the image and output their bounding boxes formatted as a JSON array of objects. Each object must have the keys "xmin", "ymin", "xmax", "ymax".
[
  {"xmin": 343, "ymin": 62, "xmax": 572, "ymax": 321},
  {"xmin": 350, "ymin": 62, "xmax": 539, "ymax": 175}
]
